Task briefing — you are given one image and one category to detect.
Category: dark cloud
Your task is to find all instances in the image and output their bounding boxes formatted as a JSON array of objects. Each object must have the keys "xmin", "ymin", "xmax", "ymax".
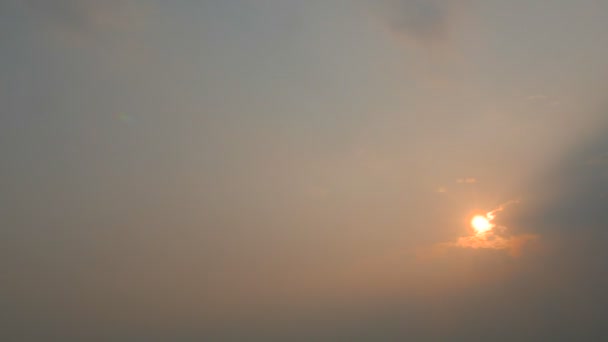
[
  {"xmin": 376, "ymin": 0, "xmax": 466, "ymax": 46},
  {"xmin": 520, "ymin": 130, "xmax": 608, "ymax": 232},
  {"xmin": 586, "ymin": 152, "xmax": 608, "ymax": 165}
]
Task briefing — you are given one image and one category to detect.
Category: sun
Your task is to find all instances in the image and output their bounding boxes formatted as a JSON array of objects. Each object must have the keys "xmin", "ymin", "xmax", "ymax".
[{"xmin": 471, "ymin": 215, "xmax": 492, "ymax": 234}]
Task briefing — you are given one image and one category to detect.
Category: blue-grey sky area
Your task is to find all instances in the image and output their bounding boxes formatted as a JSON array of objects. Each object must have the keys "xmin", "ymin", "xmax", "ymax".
[{"xmin": 2, "ymin": 0, "xmax": 608, "ymax": 340}]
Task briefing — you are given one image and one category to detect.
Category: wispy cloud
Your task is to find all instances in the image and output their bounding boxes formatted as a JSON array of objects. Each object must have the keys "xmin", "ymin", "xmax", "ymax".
[
  {"xmin": 527, "ymin": 94, "xmax": 548, "ymax": 101},
  {"xmin": 452, "ymin": 233, "xmax": 538, "ymax": 257}
]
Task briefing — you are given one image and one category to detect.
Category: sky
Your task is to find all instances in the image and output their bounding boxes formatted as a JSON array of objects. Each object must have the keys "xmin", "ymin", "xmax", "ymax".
[{"xmin": 2, "ymin": 0, "xmax": 608, "ymax": 340}]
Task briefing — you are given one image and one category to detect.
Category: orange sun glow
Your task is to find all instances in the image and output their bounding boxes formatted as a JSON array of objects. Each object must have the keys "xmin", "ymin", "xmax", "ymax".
[{"xmin": 471, "ymin": 215, "xmax": 493, "ymax": 234}]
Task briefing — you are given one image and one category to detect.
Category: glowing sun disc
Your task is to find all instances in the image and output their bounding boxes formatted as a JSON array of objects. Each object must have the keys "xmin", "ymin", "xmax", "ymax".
[{"xmin": 471, "ymin": 215, "xmax": 492, "ymax": 234}]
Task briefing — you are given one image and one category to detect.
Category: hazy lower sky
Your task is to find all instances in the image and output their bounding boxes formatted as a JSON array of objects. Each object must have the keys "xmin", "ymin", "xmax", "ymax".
[{"xmin": 2, "ymin": 1, "xmax": 608, "ymax": 340}]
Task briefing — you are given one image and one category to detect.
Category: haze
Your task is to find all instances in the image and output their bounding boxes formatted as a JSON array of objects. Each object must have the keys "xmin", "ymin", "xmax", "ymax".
[{"xmin": 2, "ymin": 1, "xmax": 608, "ymax": 340}]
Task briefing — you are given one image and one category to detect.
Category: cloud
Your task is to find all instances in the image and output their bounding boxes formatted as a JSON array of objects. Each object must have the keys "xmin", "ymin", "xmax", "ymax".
[
  {"xmin": 440, "ymin": 200, "xmax": 538, "ymax": 257},
  {"xmin": 586, "ymin": 152, "xmax": 608, "ymax": 166},
  {"xmin": 452, "ymin": 233, "xmax": 538, "ymax": 257},
  {"xmin": 526, "ymin": 94, "xmax": 562, "ymax": 107},
  {"xmin": 487, "ymin": 199, "xmax": 520, "ymax": 216},
  {"xmin": 457, "ymin": 177, "xmax": 477, "ymax": 184},
  {"xmin": 374, "ymin": 0, "xmax": 467, "ymax": 47},
  {"xmin": 22, "ymin": 0, "xmax": 148, "ymax": 37},
  {"xmin": 527, "ymin": 94, "xmax": 548, "ymax": 101}
]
